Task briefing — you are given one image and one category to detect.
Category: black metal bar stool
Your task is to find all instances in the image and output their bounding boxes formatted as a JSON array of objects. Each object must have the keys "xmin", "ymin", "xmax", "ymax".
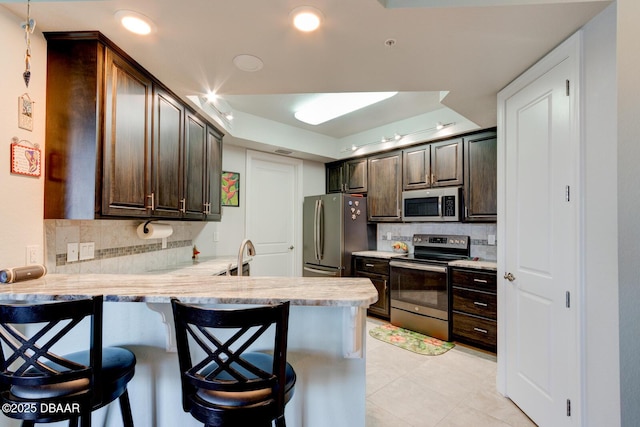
[
  {"xmin": 0, "ymin": 296, "xmax": 136, "ymax": 427},
  {"xmin": 171, "ymin": 299, "xmax": 296, "ymax": 427}
]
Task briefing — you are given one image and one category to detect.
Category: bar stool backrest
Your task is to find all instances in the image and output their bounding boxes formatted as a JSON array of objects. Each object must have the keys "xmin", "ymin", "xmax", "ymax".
[
  {"xmin": 0, "ymin": 296, "xmax": 103, "ymax": 410},
  {"xmin": 171, "ymin": 299, "xmax": 290, "ymax": 419}
]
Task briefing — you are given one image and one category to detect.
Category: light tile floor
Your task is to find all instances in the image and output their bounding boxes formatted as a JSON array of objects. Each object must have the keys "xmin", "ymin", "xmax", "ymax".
[{"xmin": 365, "ymin": 317, "xmax": 537, "ymax": 427}]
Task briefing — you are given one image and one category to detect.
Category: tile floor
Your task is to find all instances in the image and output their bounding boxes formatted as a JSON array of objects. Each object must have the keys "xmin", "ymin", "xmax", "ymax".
[{"xmin": 365, "ymin": 317, "xmax": 537, "ymax": 427}]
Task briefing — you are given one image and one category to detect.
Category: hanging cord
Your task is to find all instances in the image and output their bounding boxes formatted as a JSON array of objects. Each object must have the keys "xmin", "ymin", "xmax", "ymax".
[{"xmin": 23, "ymin": 0, "xmax": 35, "ymax": 88}]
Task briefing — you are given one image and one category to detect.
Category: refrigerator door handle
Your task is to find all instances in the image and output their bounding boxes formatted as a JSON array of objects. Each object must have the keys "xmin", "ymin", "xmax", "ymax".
[
  {"xmin": 304, "ymin": 266, "xmax": 338, "ymax": 276},
  {"xmin": 317, "ymin": 199, "xmax": 324, "ymax": 260},
  {"xmin": 313, "ymin": 200, "xmax": 317, "ymax": 260}
]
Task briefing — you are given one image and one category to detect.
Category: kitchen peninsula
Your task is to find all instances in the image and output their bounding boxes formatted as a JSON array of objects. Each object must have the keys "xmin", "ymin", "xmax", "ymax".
[{"xmin": 0, "ymin": 263, "xmax": 377, "ymax": 427}]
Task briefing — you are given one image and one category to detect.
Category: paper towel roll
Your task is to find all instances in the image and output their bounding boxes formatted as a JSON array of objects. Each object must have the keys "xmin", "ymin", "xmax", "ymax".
[{"xmin": 137, "ymin": 222, "xmax": 173, "ymax": 240}]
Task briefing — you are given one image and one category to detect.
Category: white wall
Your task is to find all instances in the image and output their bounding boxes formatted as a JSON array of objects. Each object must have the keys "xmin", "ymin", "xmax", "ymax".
[
  {"xmin": 193, "ymin": 144, "xmax": 326, "ymax": 258},
  {"xmin": 617, "ymin": 0, "xmax": 640, "ymax": 425},
  {"xmin": 0, "ymin": 7, "xmax": 47, "ymax": 268},
  {"xmin": 581, "ymin": 4, "xmax": 621, "ymax": 425}
]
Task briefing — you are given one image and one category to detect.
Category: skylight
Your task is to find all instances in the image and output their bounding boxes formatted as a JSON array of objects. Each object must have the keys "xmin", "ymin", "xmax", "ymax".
[{"xmin": 294, "ymin": 92, "xmax": 398, "ymax": 125}]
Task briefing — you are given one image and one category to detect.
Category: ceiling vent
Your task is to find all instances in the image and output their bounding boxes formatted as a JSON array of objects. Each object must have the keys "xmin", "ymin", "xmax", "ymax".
[{"xmin": 275, "ymin": 149, "xmax": 293, "ymax": 155}]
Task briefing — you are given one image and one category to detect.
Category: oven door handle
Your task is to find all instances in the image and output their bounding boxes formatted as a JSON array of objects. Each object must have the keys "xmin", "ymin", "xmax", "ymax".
[{"xmin": 389, "ymin": 261, "xmax": 448, "ymax": 274}]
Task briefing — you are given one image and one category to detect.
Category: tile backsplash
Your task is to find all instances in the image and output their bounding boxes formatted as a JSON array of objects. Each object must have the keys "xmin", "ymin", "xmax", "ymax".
[
  {"xmin": 376, "ymin": 222, "xmax": 497, "ymax": 261},
  {"xmin": 44, "ymin": 220, "xmax": 206, "ymax": 274}
]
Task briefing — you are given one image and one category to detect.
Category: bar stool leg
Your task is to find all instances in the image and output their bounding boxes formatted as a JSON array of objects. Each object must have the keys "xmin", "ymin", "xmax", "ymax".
[{"xmin": 119, "ymin": 389, "xmax": 134, "ymax": 427}]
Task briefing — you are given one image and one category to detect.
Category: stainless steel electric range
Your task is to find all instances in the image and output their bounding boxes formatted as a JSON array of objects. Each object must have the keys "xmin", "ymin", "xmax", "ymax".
[{"xmin": 389, "ymin": 234, "xmax": 470, "ymax": 341}]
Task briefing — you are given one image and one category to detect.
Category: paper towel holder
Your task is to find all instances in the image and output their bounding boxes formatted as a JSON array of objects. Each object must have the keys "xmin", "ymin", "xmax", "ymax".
[{"xmin": 142, "ymin": 220, "xmax": 153, "ymax": 234}]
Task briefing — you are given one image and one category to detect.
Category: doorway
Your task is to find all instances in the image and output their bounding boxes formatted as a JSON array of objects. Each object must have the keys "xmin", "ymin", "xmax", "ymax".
[
  {"xmin": 245, "ymin": 150, "xmax": 302, "ymax": 276},
  {"xmin": 497, "ymin": 33, "xmax": 581, "ymax": 426}
]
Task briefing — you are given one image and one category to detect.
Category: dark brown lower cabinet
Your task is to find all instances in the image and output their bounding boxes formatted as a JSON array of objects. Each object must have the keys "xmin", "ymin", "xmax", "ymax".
[
  {"xmin": 354, "ymin": 256, "xmax": 390, "ymax": 319},
  {"xmin": 451, "ymin": 267, "xmax": 497, "ymax": 352}
]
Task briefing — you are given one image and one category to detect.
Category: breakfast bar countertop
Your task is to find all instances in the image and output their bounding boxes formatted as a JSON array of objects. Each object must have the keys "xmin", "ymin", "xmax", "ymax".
[
  {"xmin": 0, "ymin": 260, "xmax": 377, "ymax": 427},
  {"xmin": 0, "ymin": 273, "xmax": 378, "ymax": 307}
]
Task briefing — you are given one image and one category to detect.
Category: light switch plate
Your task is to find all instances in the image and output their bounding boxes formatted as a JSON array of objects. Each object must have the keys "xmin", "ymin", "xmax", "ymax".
[
  {"xmin": 26, "ymin": 245, "xmax": 40, "ymax": 264},
  {"xmin": 488, "ymin": 234, "xmax": 496, "ymax": 246},
  {"xmin": 79, "ymin": 242, "xmax": 95, "ymax": 260},
  {"xmin": 67, "ymin": 243, "xmax": 79, "ymax": 262}
]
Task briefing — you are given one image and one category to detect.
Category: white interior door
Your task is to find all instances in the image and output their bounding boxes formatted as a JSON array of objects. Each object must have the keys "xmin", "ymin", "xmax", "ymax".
[
  {"xmin": 500, "ymin": 37, "xmax": 580, "ymax": 426},
  {"xmin": 246, "ymin": 150, "xmax": 302, "ymax": 276}
]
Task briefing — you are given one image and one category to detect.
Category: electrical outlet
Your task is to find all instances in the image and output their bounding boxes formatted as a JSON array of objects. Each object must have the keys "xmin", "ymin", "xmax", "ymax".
[
  {"xmin": 386, "ymin": 232, "xmax": 392, "ymax": 241},
  {"xmin": 79, "ymin": 242, "xmax": 95, "ymax": 261},
  {"xmin": 67, "ymin": 243, "xmax": 79, "ymax": 263},
  {"xmin": 26, "ymin": 245, "xmax": 40, "ymax": 264}
]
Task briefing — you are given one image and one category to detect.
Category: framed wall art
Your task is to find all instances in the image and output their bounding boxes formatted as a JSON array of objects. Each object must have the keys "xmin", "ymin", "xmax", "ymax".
[
  {"xmin": 221, "ymin": 171, "xmax": 239, "ymax": 207},
  {"xmin": 10, "ymin": 137, "xmax": 41, "ymax": 177},
  {"xmin": 18, "ymin": 93, "xmax": 34, "ymax": 131}
]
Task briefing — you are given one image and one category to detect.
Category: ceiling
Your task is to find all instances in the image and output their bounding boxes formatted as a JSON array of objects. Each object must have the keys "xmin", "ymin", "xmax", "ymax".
[{"xmin": 1, "ymin": 0, "xmax": 610, "ymax": 158}]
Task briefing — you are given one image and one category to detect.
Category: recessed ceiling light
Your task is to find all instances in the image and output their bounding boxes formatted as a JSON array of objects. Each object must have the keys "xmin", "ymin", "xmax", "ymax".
[
  {"xmin": 294, "ymin": 92, "xmax": 398, "ymax": 125},
  {"xmin": 115, "ymin": 10, "xmax": 156, "ymax": 35},
  {"xmin": 233, "ymin": 54, "xmax": 264, "ymax": 72},
  {"xmin": 290, "ymin": 6, "xmax": 323, "ymax": 32}
]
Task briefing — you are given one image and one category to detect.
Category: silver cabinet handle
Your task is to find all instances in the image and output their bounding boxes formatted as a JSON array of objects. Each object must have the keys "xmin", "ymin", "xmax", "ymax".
[
  {"xmin": 365, "ymin": 263, "xmax": 375, "ymax": 267},
  {"xmin": 473, "ymin": 278, "xmax": 488, "ymax": 284},
  {"xmin": 473, "ymin": 301, "xmax": 488, "ymax": 307},
  {"xmin": 504, "ymin": 272, "xmax": 516, "ymax": 282},
  {"xmin": 390, "ymin": 261, "xmax": 447, "ymax": 274},
  {"xmin": 146, "ymin": 193, "xmax": 155, "ymax": 210},
  {"xmin": 473, "ymin": 327, "xmax": 488, "ymax": 334},
  {"xmin": 179, "ymin": 198, "xmax": 186, "ymax": 213}
]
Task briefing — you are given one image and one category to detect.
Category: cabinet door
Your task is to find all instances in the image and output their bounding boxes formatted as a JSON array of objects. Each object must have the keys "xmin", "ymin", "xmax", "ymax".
[
  {"xmin": 345, "ymin": 158, "xmax": 367, "ymax": 193},
  {"xmin": 403, "ymin": 144, "xmax": 430, "ymax": 190},
  {"xmin": 368, "ymin": 152, "xmax": 402, "ymax": 221},
  {"xmin": 464, "ymin": 132, "xmax": 497, "ymax": 221},
  {"xmin": 152, "ymin": 87, "xmax": 184, "ymax": 218},
  {"xmin": 431, "ymin": 138, "xmax": 463, "ymax": 187},
  {"xmin": 204, "ymin": 126, "xmax": 223, "ymax": 221},
  {"xmin": 326, "ymin": 162, "xmax": 344, "ymax": 193},
  {"xmin": 183, "ymin": 112, "xmax": 207, "ymax": 219},
  {"xmin": 102, "ymin": 48, "xmax": 153, "ymax": 217},
  {"xmin": 355, "ymin": 271, "xmax": 389, "ymax": 319}
]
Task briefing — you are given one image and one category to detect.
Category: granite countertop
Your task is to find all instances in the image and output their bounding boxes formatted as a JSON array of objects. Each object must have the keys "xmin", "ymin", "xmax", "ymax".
[
  {"xmin": 0, "ymin": 273, "xmax": 377, "ymax": 307},
  {"xmin": 448, "ymin": 259, "xmax": 497, "ymax": 271},
  {"xmin": 147, "ymin": 256, "xmax": 251, "ymax": 276},
  {"xmin": 352, "ymin": 251, "xmax": 408, "ymax": 259}
]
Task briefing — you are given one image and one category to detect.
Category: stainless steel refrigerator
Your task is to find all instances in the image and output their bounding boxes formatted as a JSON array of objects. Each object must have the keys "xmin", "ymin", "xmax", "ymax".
[{"xmin": 303, "ymin": 194, "xmax": 370, "ymax": 277}]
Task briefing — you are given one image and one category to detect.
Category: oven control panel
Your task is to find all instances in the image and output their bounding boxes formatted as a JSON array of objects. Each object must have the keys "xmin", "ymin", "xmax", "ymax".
[{"xmin": 413, "ymin": 234, "xmax": 468, "ymax": 248}]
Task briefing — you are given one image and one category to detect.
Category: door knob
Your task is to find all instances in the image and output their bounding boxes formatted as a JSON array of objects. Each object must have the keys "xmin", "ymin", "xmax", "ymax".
[
  {"xmin": 289, "ymin": 245, "xmax": 294, "ymax": 250},
  {"xmin": 504, "ymin": 272, "xmax": 516, "ymax": 282}
]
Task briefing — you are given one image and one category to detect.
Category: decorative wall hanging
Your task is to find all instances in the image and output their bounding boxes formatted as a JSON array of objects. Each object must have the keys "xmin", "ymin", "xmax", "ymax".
[
  {"xmin": 221, "ymin": 171, "xmax": 239, "ymax": 207},
  {"xmin": 10, "ymin": 136, "xmax": 41, "ymax": 177},
  {"xmin": 22, "ymin": 0, "xmax": 36, "ymax": 88},
  {"xmin": 18, "ymin": 93, "xmax": 33, "ymax": 131}
]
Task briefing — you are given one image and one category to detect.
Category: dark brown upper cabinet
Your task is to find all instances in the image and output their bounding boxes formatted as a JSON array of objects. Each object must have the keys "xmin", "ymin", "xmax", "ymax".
[
  {"xmin": 368, "ymin": 151, "xmax": 402, "ymax": 221},
  {"xmin": 102, "ymin": 47, "xmax": 153, "ymax": 218},
  {"xmin": 326, "ymin": 158, "xmax": 367, "ymax": 193},
  {"xmin": 182, "ymin": 114, "xmax": 222, "ymax": 221},
  {"xmin": 464, "ymin": 131, "xmax": 497, "ymax": 222},
  {"xmin": 403, "ymin": 138, "xmax": 463, "ymax": 190},
  {"xmin": 151, "ymin": 87, "xmax": 184, "ymax": 218},
  {"xmin": 43, "ymin": 31, "xmax": 223, "ymax": 221}
]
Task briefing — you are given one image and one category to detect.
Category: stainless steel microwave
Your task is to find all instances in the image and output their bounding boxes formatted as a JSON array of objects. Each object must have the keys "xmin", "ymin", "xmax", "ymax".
[{"xmin": 401, "ymin": 187, "xmax": 462, "ymax": 222}]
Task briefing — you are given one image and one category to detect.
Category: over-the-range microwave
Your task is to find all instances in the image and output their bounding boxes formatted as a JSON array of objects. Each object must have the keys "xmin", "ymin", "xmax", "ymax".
[{"xmin": 401, "ymin": 187, "xmax": 462, "ymax": 222}]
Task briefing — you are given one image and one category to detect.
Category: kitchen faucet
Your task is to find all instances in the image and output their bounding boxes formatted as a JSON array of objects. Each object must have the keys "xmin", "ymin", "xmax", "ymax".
[{"xmin": 236, "ymin": 239, "xmax": 256, "ymax": 276}]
